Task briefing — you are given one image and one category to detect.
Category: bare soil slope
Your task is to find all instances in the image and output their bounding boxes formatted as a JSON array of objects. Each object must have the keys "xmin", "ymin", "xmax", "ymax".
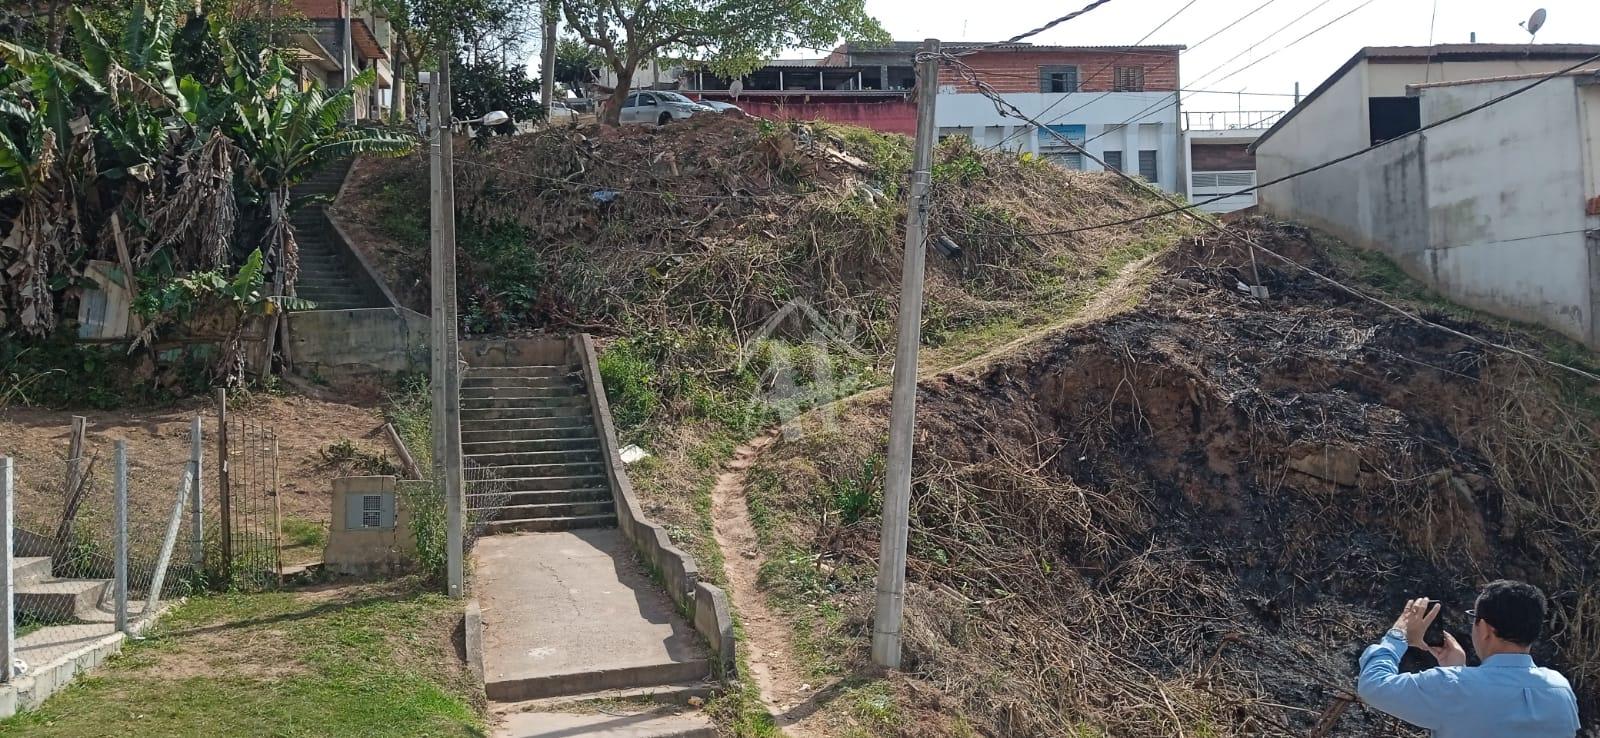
[{"xmin": 748, "ymin": 221, "xmax": 1600, "ymax": 736}]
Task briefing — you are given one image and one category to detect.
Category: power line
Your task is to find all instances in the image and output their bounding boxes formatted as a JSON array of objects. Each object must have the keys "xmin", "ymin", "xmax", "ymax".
[
  {"xmin": 983, "ymin": 0, "xmax": 1288, "ymax": 153},
  {"xmin": 987, "ymin": 0, "xmax": 1118, "ymax": 48},
  {"xmin": 1072, "ymin": 0, "xmax": 1384, "ymax": 150},
  {"xmin": 936, "ymin": 51, "xmax": 1600, "ymax": 384}
]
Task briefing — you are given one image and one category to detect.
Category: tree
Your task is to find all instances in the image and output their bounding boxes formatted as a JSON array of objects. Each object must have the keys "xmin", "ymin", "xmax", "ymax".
[
  {"xmin": 559, "ymin": 0, "xmax": 886, "ymax": 125},
  {"xmin": 553, "ymin": 36, "xmax": 600, "ymax": 93},
  {"xmin": 451, "ymin": 56, "xmax": 544, "ymax": 129},
  {"xmin": 367, "ymin": 0, "xmax": 543, "ymax": 123}
]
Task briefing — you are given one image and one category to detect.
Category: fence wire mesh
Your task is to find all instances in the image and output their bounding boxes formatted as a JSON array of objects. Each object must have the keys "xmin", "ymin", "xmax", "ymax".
[
  {"xmin": 0, "ymin": 405, "xmax": 284, "ymax": 677},
  {"xmin": 398, "ymin": 457, "xmax": 508, "ymax": 593}
]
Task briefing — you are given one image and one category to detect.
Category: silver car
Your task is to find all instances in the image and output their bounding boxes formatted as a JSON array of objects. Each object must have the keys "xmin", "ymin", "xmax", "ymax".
[{"xmin": 620, "ymin": 91, "xmax": 712, "ymax": 126}]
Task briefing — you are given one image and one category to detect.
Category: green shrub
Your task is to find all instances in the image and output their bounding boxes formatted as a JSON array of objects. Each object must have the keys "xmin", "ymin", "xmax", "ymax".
[{"xmin": 598, "ymin": 338, "xmax": 661, "ymax": 432}]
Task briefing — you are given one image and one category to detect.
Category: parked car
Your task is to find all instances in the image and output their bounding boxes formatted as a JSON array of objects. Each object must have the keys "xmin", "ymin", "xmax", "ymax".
[
  {"xmin": 697, "ymin": 100, "xmax": 745, "ymax": 116},
  {"xmin": 620, "ymin": 91, "xmax": 712, "ymax": 126},
  {"xmin": 547, "ymin": 102, "xmax": 578, "ymax": 125}
]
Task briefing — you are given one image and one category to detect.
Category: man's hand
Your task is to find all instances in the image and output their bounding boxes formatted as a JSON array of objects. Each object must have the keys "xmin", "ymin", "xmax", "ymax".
[
  {"xmin": 1391, "ymin": 597, "xmax": 1441, "ymax": 646},
  {"xmin": 1427, "ymin": 631, "xmax": 1467, "ymax": 667}
]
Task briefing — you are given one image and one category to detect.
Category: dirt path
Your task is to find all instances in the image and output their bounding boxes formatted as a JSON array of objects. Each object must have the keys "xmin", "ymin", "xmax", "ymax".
[
  {"xmin": 709, "ymin": 431, "xmax": 832, "ymax": 736},
  {"xmin": 709, "ymin": 255, "xmax": 1161, "ymax": 735}
]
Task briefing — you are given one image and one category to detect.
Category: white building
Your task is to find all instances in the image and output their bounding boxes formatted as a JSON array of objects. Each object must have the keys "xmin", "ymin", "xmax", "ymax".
[
  {"xmin": 1253, "ymin": 45, "xmax": 1600, "ymax": 348},
  {"xmin": 1179, "ymin": 110, "xmax": 1285, "ymax": 213},
  {"xmin": 928, "ymin": 44, "xmax": 1187, "ymax": 195}
]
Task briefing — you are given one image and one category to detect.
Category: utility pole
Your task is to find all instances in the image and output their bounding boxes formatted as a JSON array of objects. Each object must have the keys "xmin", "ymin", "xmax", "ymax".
[
  {"xmin": 429, "ymin": 43, "xmax": 467, "ymax": 598},
  {"xmin": 871, "ymin": 38, "xmax": 939, "ymax": 670},
  {"xmin": 540, "ymin": 0, "xmax": 558, "ymax": 113}
]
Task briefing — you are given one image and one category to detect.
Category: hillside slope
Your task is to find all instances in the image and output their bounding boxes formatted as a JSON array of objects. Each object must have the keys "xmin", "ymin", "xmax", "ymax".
[{"xmin": 745, "ymin": 221, "xmax": 1600, "ymax": 736}]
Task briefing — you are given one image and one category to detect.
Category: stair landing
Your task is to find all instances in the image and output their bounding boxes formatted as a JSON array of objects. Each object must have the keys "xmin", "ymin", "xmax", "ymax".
[{"xmin": 475, "ymin": 528, "xmax": 709, "ymax": 703}]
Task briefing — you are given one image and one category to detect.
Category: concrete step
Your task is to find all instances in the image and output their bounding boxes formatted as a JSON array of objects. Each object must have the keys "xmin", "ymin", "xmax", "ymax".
[
  {"xmin": 11, "ymin": 556, "xmax": 52, "ymax": 587},
  {"xmin": 297, "ymin": 278, "xmax": 357, "ymax": 290},
  {"xmin": 467, "ymin": 450, "xmax": 602, "ymax": 466},
  {"xmin": 475, "ymin": 500, "xmax": 615, "ymax": 518},
  {"xmin": 486, "ymin": 658, "xmax": 707, "ymax": 701},
  {"xmin": 460, "ymin": 396, "xmax": 589, "ymax": 410},
  {"xmin": 483, "ymin": 515, "xmax": 614, "ymax": 531},
  {"xmin": 16, "ymin": 579, "xmax": 109, "ymax": 622},
  {"xmin": 496, "ymin": 682, "xmax": 719, "ymax": 713},
  {"xmin": 460, "ymin": 386, "xmax": 579, "ymax": 400},
  {"xmin": 473, "ymin": 462, "xmax": 606, "ymax": 480},
  {"xmin": 460, "ymin": 406, "xmax": 590, "ymax": 422},
  {"xmin": 462, "ymin": 376, "xmax": 578, "ymax": 390},
  {"xmin": 495, "ymin": 710, "xmax": 715, "ymax": 738},
  {"xmin": 468, "ymin": 366, "xmax": 572, "ymax": 379},
  {"xmin": 470, "ymin": 488, "xmax": 612, "ymax": 507},
  {"xmin": 460, "ymin": 419, "xmax": 597, "ymax": 436},
  {"xmin": 473, "ymin": 474, "xmax": 610, "ymax": 493},
  {"xmin": 463, "ymin": 437, "xmax": 601, "ymax": 455}
]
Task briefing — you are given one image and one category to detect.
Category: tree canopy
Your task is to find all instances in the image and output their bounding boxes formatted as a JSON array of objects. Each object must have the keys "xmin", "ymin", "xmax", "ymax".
[{"xmin": 559, "ymin": 0, "xmax": 888, "ymax": 123}]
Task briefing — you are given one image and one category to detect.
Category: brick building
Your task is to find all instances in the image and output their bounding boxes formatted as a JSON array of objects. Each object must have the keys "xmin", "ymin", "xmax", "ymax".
[{"xmin": 929, "ymin": 43, "xmax": 1186, "ymax": 193}]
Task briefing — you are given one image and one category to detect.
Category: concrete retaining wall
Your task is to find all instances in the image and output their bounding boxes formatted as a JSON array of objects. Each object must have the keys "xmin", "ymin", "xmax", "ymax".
[
  {"xmin": 287, "ymin": 307, "xmax": 429, "ymax": 376},
  {"xmin": 570, "ymin": 334, "xmax": 737, "ymax": 678}
]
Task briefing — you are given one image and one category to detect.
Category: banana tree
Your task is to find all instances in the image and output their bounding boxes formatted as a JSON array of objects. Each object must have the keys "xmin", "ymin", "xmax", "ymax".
[{"xmin": 217, "ymin": 54, "xmax": 414, "ymax": 292}]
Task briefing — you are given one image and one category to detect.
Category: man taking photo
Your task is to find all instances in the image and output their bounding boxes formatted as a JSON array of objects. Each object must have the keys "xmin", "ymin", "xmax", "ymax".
[{"xmin": 1358, "ymin": 580, "xmax": 1581, "ymax": 737}]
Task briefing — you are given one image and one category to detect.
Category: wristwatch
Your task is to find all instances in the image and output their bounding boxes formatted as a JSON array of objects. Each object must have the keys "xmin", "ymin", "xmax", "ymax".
[{"xmin": 1386, "ymin": 628, "xmax": 1407, "ymax": 643}]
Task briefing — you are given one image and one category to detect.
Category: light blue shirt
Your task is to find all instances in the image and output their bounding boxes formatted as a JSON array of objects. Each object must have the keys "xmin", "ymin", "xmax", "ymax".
[{"xmin": 1358, "ymin": 631, "xmax": 1581, "ymax": 737}]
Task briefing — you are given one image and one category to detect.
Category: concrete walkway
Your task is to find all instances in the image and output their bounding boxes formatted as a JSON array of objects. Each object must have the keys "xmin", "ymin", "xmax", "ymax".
[
  {"xmin": 495, "ymin": 710, "xmax": 714, "ymax": 738},
  {"xmin": 475, "ymin": 529, "xmax": 710, "ymax": 704}
]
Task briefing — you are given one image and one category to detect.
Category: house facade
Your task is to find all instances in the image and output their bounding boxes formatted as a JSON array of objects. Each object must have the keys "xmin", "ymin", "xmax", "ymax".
[
  {"xmin": 290, "ymin": 0, "xmax": 392, "ymax": 120},
  {"xmin": 1179, "ymin": 109, "xmax": 1284, "ymax": 213},
  {"xmin": 1252, "ymin": 45, "xmax": 1600, "ymax": 348},
  {"xmin": 932, "ymin": 44, "xmax": 1185, "ymax": 193}
]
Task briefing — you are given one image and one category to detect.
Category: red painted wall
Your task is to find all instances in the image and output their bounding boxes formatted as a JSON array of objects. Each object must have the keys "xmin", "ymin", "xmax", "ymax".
[{"xmin": 732, "ymin": 99, "xmax": 918, "ymax": 136}]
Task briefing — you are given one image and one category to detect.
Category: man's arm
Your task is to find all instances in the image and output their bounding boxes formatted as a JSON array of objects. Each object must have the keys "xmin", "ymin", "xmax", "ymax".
[{"xmin": 1357, "ymin": 629, "xmax": 1462, "ymax": 729}]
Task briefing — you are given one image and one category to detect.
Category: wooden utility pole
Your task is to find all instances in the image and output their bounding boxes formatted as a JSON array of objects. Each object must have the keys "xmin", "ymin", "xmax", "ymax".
[
  {"xmin": 871, "ymin": 38, "xmax": 939, "ymax": 670},
  {"xmin": 430, "ymin": 42, "xmax": 467, "ymax": 598}
]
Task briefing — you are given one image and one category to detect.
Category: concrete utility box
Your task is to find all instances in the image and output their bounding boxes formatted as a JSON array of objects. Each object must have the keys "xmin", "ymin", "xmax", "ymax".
[{"xmin": 324, "ymin": 476, "xmax": 415, "ymax": 576}]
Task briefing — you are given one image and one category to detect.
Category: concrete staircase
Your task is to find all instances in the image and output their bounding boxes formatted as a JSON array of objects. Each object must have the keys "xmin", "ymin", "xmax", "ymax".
[
  {"xmin": 12, "ymin": 555, "xmax": 120, "ymax": 623},
  {"xmin": 288, "ymin": 158, "xmax": 384, "ymax": 311},
  {"xmin": 460, "ymin": 365, "xmax": 617, "ymax": 532}
]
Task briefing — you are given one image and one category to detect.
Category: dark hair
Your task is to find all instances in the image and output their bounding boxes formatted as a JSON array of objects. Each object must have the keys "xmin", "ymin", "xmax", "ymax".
[{"xmin": 1476, "ymin": 580, "xmax": 1547, "ymax": 646}]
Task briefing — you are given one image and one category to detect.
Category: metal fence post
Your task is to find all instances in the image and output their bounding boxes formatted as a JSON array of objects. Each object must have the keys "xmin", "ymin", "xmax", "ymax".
[
  {"xmin": 145, "ymin": 467, "xmax": 192, "ymax": 622},
  {"xmin": 189, "ymin": 415, "xmax": 204, "ymax": 568},
  {"xmin": 1, "ymin": 457, "xmax": 15, "ymax": 682},
  {"xmin": 114, "ymin": 440, "xmax": 129, "ymax": 634}
]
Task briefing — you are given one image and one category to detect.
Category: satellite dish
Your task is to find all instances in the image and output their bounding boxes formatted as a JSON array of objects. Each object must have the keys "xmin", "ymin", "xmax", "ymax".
[
  {"xmin": 1521, "ymin": 8, "xmax": 1547, "ymax": 38},
  {"xmin": 729, "ymin": 78, "xmax": 743, "ymax": 99}
]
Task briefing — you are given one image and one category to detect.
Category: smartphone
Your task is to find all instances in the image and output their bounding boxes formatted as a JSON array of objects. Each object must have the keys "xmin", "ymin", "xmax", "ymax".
[{"xmin": 1423, "ymin": 599, "xmax": 1448, "ymax": 647}]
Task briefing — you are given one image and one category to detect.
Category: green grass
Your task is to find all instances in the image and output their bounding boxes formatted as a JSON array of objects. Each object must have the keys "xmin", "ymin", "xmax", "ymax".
[
  {"xmin": 0, "ymin": 582, "xmax": 481, "ymax": 738},
  {"xmin": 282, "ymin": 517, "xmax": 328, "ymax": 550}
]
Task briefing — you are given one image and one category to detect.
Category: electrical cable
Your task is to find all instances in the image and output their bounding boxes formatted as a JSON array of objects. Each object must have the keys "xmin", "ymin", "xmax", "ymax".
[
  {"xmin": 938, "ymin": 52, "xmax": 1600, "ymax": 383},
  {"xmin": 983, "ymin": 0, "xmax": 1289, "ymax": 153}
]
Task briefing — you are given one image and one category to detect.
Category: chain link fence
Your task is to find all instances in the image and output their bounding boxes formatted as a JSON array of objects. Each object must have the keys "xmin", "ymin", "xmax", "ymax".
[{"xmin": 0, "ymin": 397, "xmax": 283, "ymax": 682}]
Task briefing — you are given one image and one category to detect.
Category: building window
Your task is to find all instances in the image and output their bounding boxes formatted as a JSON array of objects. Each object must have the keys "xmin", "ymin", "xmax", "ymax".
[
  {"xmin": 1138, "ymin": 150, "xmax": 1158, "ymax": 181},
  {"xmin": 1039, "ymin": 65, "xmax": 1079, "ymax": 93},
  {"xmin": 1039, "ymin": 124, "xmax": 1087, "ymax": 170},
  {"xmin": 1114, "ymin": 66, "xmax": 1146, "ymax": 92},
  {"xmin": 1104, "ymin": 150, "xmax": 1123, "ymax": 172},
  {"xmin": 1368, "ymin": 96, "xmax": 1421, "ymax": 145}
]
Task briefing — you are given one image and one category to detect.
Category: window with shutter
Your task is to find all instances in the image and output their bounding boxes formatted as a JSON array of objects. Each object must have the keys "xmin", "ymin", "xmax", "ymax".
[
  {"xmin": 1138, "ymin": 150, "xmax": 1158, "ymax": 181},
  {"xmin": 1104, "ymin": 151, "xmax": 1123, "ymax": 172},
  {"xmin": 1039, "ymin": 65, "xmax": 1079, "ymax": 93},
  {"xmin": 1114, "ymin": 66, "xmax": 1145, "ymax": 92}
]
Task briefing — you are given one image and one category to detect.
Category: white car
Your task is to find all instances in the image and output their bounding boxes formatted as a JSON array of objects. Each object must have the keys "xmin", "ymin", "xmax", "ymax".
[
  {"xmin": 697, "ymin": 100, "xmax": 745, "ymax": 116},
  {"xmin": 547, "ymin": 102, "xmax": 578, "ymax": 124},
  {"xmin": 619, "ymin": 91, "xmax": 712, "ymax": 126}
]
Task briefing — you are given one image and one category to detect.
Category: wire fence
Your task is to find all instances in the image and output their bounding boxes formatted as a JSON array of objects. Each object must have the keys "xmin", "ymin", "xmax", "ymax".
[
  {"xmin": 397, "ymin": 456, "xmax": 508, "ymax": 595},
  {"xmin": 0, "ymin": 395, "xmax": 285, "ymax": 681}
]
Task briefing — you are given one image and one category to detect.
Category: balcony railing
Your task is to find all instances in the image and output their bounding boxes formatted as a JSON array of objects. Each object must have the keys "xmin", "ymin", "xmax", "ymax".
[{"xmin": 1182, "ymin": 110, "xmax": 1286, "ymax": 131}]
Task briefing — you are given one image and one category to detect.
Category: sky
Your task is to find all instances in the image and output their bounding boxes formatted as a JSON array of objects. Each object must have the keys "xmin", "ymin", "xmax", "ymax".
[{"xmin": 849, "ymin": 0, "xmax": 1600, "ymax": 112}]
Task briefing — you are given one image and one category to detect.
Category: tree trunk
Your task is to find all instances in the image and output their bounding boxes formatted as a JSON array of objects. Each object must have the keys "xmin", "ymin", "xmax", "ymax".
[{"xmin": 603, "ymin": 65, "xmax": 633, "ymax": 126}]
